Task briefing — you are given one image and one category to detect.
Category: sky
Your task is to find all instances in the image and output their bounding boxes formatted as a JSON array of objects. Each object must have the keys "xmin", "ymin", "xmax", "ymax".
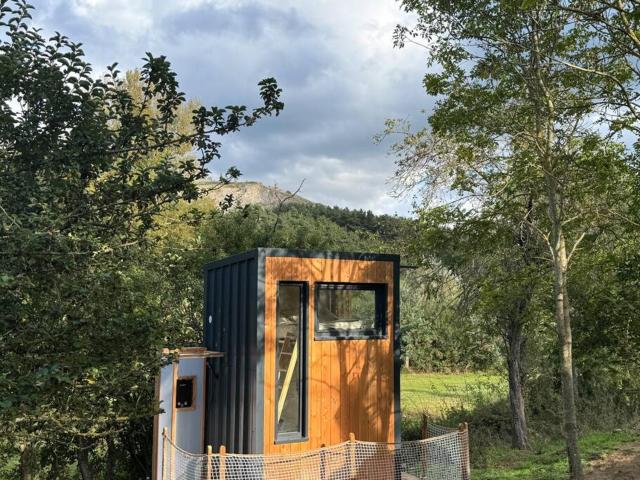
[{"xmin": 31, "ymin": 0, "xmax": 433, "ymax": 216}]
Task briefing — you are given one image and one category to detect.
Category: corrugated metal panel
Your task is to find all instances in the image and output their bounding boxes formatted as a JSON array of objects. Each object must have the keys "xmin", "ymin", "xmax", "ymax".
[
  {"xmin": 203, "ymin": 251, "xmax": 259, "ymax": 453},
  {"xmin": 246, "ymin": 257, "xmax": 259, "ymax": 452},
  {"xmin": 227, "ymin": 262, "xmax": 238, "ymax": 450}
]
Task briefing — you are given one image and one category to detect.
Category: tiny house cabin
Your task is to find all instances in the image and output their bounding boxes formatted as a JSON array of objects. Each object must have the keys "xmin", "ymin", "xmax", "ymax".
[{"xmin": 203, "ymin": 248, "xmax": 400, "ymax": 455}]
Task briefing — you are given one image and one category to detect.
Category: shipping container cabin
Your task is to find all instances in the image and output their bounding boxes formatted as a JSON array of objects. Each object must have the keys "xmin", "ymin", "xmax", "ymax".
[{"xmin": 203, "ymin": 248, "xmax": 400, "ymax": 455}]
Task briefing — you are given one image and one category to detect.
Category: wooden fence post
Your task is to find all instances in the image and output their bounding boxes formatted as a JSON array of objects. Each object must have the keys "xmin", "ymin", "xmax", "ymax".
[
  {"xmin": 219, "ymin": 445, "xmax": 226, "ymax": 480},
  {"xmin": 458, "ymin": 423, "xmax": 470, "ymax": 480},
  {"xmin": 418, "ymin": 414, "xmax": 430, "ymax": 477},
  {"xmin": 206, "ymin": 445, "xmax": 212, "ymax": 480},
  {"xmin": 161, "ymin": 428, "xmax": 168, "ymax": 480},
  {"xmin": 420, "ymin": 413, "xmax": 429, "ymax": 439},
  {"xmin": 349, "ymin": 432, "xmax": 357, "ymax": 479}
]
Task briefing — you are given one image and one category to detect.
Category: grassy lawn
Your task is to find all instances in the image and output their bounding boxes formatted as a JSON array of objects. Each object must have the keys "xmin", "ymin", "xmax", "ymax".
[
  {"xmin": 473, "ymin": 430, "xmax": 639, "ymax": 479},
  {"xmin": 401, "ymin": 371, "xmax": 506, "ymax": 416},
  {"xmin": 400, "ymin": 372, "xmax": 639, "ymax": 479}
]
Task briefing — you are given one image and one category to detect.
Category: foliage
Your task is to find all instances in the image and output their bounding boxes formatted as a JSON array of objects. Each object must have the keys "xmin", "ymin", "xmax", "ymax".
[
  {"xmin": 393, "ymin": 0, "xmax": 637, "ymax": 473},
  {"xmin": 0, "ymin": 1, "xmax": 283, "ymax": 477},
  {"xmin": 558, "ymin": 0, "xmax": 640, "ymax": 135},
  {"xmin": 147, "ymin": 201, "xmax": 388, "ymax": 346},
  {"xmin": 569, "ymin": 229, "xmax": 640, "ymax": 413},
  {"xmin": 280, "ymin": 202, "xmax": 412, "ymax": 243},
  {"xmin": 400, "ymin": 268, "xmax": 501, "ymax": 372}
]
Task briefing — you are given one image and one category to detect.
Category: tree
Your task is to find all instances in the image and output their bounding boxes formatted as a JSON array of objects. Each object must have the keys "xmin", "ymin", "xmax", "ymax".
[
  {"xmin": 386, "ymin": 124, "xmax": 545, "ymax": 448},
  {"xmin": 0, "ymin": 1, "xmax": 283, "ymax": 478},
  {"xmin": 393, "ymin": 1, "xmax": 634, "ymax": 476},
  {"xmin": 400, "ymin": 265, "xmax": 501, "ymax": 373},
  {"xmin": 558, "ymin": 0, "xmax": 640, "ymax": 134},
  {"xmin": 568, "ymin": 218, "xmax": 640, "ymax": 414}
]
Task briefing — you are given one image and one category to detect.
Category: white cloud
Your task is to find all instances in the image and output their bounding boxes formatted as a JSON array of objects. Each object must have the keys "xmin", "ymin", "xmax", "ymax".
[
  {"xmin": 69, "ymin": 0, "xmax": 153, "ymax": 36},
  {"xmin": 31, "ymin": 0, "xmax": 428, "ymax": 215}
]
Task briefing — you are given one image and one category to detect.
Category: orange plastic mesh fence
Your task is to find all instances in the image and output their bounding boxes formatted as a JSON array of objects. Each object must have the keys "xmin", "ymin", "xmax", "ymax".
[{"xmin": 162, "ymin": 424, "xmax": 470, "ymax": 480}]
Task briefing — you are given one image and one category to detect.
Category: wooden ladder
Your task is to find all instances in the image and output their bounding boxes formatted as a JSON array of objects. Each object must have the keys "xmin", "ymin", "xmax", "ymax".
[{"xmin": 276, "ymin": 331, "xmax": 299, "ymax": 423}]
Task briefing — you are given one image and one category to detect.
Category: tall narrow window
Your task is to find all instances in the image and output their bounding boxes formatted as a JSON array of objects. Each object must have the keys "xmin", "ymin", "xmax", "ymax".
[{"xmin": 275, "ymin": 282, "xmax": 307, "ymax": 441}]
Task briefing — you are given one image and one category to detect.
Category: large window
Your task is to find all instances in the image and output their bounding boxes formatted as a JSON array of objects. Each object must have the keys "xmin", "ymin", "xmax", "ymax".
[
  {"xmin": 315, "ymin": 283, "xmax": 387, "ymax": 339},
  {"xmin": 275, "ymin": 282, "xmax": 307, "ymax": 442}
]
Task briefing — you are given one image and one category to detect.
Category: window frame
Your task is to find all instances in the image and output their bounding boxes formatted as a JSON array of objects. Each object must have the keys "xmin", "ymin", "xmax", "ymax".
[
  {"xmin": 314, "ymin": 282, "xmax": 388, "ymax": 340},
  {"xmin": 274, "ymin": 281, "xmax": 308, "ymax": 444}
]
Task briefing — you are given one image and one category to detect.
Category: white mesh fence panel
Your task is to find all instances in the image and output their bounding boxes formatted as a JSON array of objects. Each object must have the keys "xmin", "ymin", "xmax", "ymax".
[
  {"xmin": 425, "ymin": 423, "xmax": 456, "ymax": 439},
  {"xmin": 163, "ymin": 424, "xmax": 470, "ymax": 480}
]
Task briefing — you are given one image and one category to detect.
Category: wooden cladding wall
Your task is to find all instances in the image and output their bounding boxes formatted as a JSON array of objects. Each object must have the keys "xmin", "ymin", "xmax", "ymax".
[{"xmin": 263, "ymin": 257, "xmax": 395, "ymax": 455}]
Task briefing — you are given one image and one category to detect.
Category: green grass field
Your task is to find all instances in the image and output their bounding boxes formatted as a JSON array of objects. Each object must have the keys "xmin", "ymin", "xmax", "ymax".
[
  {"xmin": 473, "ymin": 430, "xmax": 638, "ymax": 479},
  {"xmin": 401, "ymin": 372, "xmax": 640, "ymax": 479},
  {"xmin": 401, "ymin": 371, "xmax": 506, "ymax": 416}
]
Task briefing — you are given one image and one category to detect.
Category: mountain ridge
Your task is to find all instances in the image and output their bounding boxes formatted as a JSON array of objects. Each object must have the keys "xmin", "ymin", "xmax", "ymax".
[{"xmin": 199, "ymin": 180, "xmax": 311, "ymax": 209}]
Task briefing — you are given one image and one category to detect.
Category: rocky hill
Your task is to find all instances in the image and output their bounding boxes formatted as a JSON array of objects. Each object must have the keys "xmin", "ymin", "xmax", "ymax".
[{"xmin": 199, "ymin": 180, "xmax": 311, "ymax": 208}]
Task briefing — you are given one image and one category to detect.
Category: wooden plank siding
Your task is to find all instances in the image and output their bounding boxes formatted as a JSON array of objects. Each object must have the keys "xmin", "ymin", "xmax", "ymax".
[{"xmin": 263, "ymin": 257, "xmax": 395, "ymax": 454}]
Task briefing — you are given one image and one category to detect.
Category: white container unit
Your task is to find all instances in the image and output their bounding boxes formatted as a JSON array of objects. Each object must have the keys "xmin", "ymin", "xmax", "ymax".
[{"xmin": 152, "ymin": 347, "xmax": 223, "ymax": 480}]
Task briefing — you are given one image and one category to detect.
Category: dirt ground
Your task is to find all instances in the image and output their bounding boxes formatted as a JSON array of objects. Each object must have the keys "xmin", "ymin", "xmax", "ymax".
[{"xmin": 585, "ymin": 443, "xmax": 640, "ymax": 480}]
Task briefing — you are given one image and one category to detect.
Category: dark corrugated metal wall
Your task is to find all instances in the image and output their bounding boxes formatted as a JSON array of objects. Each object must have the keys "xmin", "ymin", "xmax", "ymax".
[{"xmin": 204, "ymin": 253, "xmax": 259, "ymax": 453}]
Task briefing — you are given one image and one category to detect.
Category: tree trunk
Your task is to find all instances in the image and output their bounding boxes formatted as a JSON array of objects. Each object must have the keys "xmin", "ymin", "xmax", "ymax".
[
  {"xmin": 548, "ymin": 181, "xmax": 583, "ymax": 479},
  {"xmin": 506, "ymin": 316, "xmax": 529, "ymax": 449},
  {"xmin": 77, "ymin": 439, "xmax": 94, "ymax": 480},
  {"xmin": 529, "ymin": 15, "xmax": 583, "ymax": 468},
  {"xmin": 557, "ymin": 260, "xmax": 582, "ymax": 479},
  {"xmin": 19, "ymin": 443, "xmax": 33, "ymax": 480}
]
